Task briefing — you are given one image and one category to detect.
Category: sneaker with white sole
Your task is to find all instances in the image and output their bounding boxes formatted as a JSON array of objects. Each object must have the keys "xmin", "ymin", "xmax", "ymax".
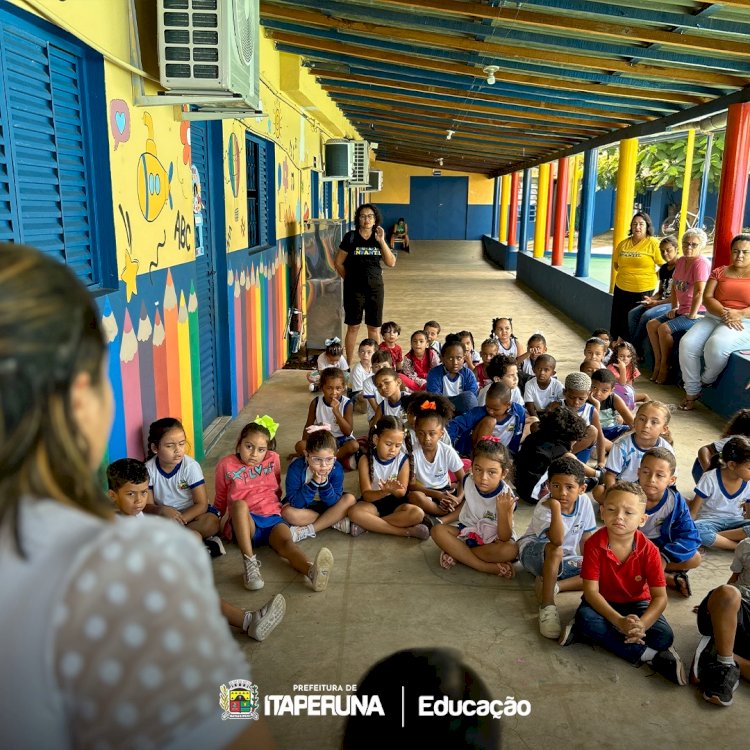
[
  {"xmin": 204, "ymin": 535, "xmax": 226, "ymax": 558},
  {"xmin": 405, "ymin": 524, "xmax": 430, "ymax": 540},
  {"xmin": 242, "ymin": 554, "xmax": 264, "ymax": 591},
  {"xmin": 246, "ymin": 594, "xmax": 286, "ymax": 642},
  {"xmin": 558, "ymin": 620, "xmax": 577, "ymax": 647},
  {"xmin": 350, "ymin": 522, "xmax": 367, "ymax": 537},
  {"xmin": 290, "ymin": 523, "xmax": 316, "ymax": 543},
  {"xmin": 692, "ymin": 636, "xmax": 740, "ymax": 705},
  {"xmin": 649, "ymin": 646, "xmax": 687, "ymax": 686},
  {"xmin": 539, "ymin": 605, "xmax": 561, "ymax": 639},
  {"xmin": 309, "ymin": 547, "xmax": 334, "ymax": 592},
  {"xmin": 332, "ymin": 517, "xmax": 351, "ymax": 535}
]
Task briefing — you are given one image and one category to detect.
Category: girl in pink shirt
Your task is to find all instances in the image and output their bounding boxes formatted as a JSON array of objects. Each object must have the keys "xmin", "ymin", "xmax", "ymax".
[{"xmin": 214, "ymin": 420, "xmax": 333, "ymax": 593}]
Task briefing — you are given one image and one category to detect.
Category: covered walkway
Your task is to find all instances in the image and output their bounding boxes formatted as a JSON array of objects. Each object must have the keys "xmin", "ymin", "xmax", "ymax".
[{"xmin": 205, "ymin": 241, "xmax": 747, "ymax": 748}]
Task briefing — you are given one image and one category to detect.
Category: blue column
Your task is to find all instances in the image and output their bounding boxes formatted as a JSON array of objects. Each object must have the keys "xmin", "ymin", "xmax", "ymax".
[
  {"xmin": 491, "ymin": 177, "xmax": 500, "ymax": 238},
  {"xmin": 576, "ymin": 148, "xmax": 598, "ymax": 278},
  {"xmin": 697, "ymin": 133, "xmax": 713, "ymax": 227},
  {"xmin": 518, "ymin": 168, "xmax": 532, "ymax": 254}
]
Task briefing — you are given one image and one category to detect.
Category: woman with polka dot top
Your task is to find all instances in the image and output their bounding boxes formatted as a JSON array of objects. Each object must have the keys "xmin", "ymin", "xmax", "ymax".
[{"xmin": 0, "ymin": 244, "xmax": 276, "ymax": 749}]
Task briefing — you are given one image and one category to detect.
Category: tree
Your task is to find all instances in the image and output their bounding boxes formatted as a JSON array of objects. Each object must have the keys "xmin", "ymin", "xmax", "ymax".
[{"xmin": 597, "ymin": 132, "xmax": 725, "ymax": 195}]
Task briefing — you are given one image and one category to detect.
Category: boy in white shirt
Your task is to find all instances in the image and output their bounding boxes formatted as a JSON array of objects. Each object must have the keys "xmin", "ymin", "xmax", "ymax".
[
  {"xmin": 107, "ymin": 458, "xmax": 149, "ymax": 518},
  {"xmin": 350, "ymin": 337, "xmax": 377, "ymax": 413},
  {"xmin": 523, "ymin": 354, "xmax": 563, "ymax": 417}
]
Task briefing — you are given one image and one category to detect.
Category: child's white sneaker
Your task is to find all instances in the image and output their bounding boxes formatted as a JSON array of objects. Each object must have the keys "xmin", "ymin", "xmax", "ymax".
[
  {"xmin": 534, "ymin": 576, "xmax": 560, "ymax": 603},
  {"xmin": 290, "ymin": 523, "xmax": 316, "ymax": 543},
  {"xmin": 243, "ymin": 554, "xmax": 264, "ymax": 591},
  {"xmin": 539, "ymin": 605, "xmax": 561, "ymax": 639},
  {"xmin": 308, "ymin": 547, "xmax": 334, "ymax": 592},
  {"xmin": 332, "ymin": 517, "xmax": 351, "ymax": 534},
  {"xmin": 245, "ymin": 594, "xmax": 286, "ymax": 642}
]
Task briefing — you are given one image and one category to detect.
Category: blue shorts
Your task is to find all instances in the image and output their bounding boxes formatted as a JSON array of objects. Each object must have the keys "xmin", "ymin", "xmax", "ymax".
[
  {"xmin": 250, "ymin": 513, "xmax": 286, "ymax": 546},
  {"xmin": 207, "ymin": 504, "xmax": 221, "ymax": 518},
  {"xmin": 654, "ymin": 311, "xmax": 704, "ymax": 334},
  {"xmin": 603, "ymin": 424, "xmax": 630, "ymax": 441},
  {"xmin": 519, "ymin": 538, "xmax": 583, "ymax": 579},
  {"xmin": 694, "ymin": 517, "xmax": 750, "ymax": 547},
  {"xmin": 337, "ymin": 435, "xmax": 357, "ymax": 448}
]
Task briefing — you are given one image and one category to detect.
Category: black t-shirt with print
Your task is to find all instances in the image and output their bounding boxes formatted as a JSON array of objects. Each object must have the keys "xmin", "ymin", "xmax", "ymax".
[{"xmin": 339, "ymin": 230, "xmax": 384, "ymax": 288}]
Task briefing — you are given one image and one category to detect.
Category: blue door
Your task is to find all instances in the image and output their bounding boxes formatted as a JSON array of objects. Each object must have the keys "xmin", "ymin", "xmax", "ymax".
[
  {"xmin": 409, "ymin": 176, "xmax": 468, "ymax": 240},
  {"xmin": 191, "ymin": 122, "xmax": 219, "ymax": 427}
]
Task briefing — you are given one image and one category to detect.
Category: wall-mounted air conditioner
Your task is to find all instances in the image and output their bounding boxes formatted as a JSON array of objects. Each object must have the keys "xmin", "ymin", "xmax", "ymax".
[
  {"xmin": 348, "ymin": 141, "xmax": 370, "ymax": 186},
  {"xmin": 324, "ymin": 139, "xmax": 353, "ymax": 180},
  {"xmin": 367, "ymin": 169, "xmax": 383, "ymax": 192},
  {"xmin": 157, "ymin": 0, "xmax": 260, "ymax": 110}
]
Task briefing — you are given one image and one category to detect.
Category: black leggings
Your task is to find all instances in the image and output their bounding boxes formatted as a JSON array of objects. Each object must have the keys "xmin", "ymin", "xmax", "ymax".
[{"xmin": 610, "ymin": 286, "xmax": 653, "ymax": 342}]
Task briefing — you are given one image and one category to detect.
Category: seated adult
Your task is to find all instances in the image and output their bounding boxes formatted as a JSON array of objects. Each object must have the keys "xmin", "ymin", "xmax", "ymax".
[
  {"xmin": 646, "ymin": 229, "xmax": 710, "ymax": 384},
  {"xmin": 389, "ymin": 217, "xmax": 409, "ymax": 251},
  {"xmin": 678, "ymin": 233, "xmax": 750, "ymax": 410}
]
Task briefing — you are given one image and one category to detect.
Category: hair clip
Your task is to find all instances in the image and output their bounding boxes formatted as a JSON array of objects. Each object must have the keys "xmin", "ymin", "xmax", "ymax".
[
  {"xmin": 325, "ymin": 337, "xmax": 341, "ymax": 347},
  {"xmin": 480, "ymin": 436, "xmax": 502, "ymax": 443},
  {"xmin": 254, "ymin": 414, "xmax": 279, "ymax": 439},
  {"xmin": 420, "ymin": 401, "xmax": 436, "ymax": 410},
  {"xmin": 306, "ymin": 423, "xmax": 332, "ymax": 434}
]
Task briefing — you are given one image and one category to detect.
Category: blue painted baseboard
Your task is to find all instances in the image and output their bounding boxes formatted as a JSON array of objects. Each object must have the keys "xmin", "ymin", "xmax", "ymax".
[{"xmin": 482, "ymin": 235, "xmax": 517, "ymax": 271}]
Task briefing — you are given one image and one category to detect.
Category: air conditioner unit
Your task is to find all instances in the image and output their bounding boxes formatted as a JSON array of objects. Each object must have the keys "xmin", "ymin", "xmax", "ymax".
[
  {"xmin": 157, "ymin": 0, "xmax": 260, "ymax": 110},
  {"xmin": 324, "ymin": 139, "xmax": 353, "ymax": 180},
  {"xmin": 367, "ymin": 169, "xmax": 383, "ymax": 192},
  {"xmin": 349, "ymin": 141, "xmax": 370, "ymax": 186}
]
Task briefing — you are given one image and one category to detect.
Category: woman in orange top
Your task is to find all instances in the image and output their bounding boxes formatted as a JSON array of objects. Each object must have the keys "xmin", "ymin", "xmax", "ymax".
[{"xmin": 609, "ymin": 212, "xmax": 664, "ymax": 343}]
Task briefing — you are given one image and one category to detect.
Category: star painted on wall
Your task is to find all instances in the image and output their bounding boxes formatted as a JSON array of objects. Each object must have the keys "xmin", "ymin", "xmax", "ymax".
[{"xmin": 121, "ymin": 249, "xmax": 139, "ymax": 301}]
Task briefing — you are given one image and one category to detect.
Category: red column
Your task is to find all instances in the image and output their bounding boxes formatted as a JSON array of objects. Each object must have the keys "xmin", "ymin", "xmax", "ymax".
[
  {"xmin": 552, "ymin": 157, "xmax": 570, "ymax": 266},
  {"xmin": 507, "ymin": 171, "xmax": 520, "ymax": 250},
  {"xmin": 545, "ymin": 172, "xmax": 555, "ymax": 252},
  {"xmin": 714, "ymin": 102, "xmax": 750, "ymax": 268}
]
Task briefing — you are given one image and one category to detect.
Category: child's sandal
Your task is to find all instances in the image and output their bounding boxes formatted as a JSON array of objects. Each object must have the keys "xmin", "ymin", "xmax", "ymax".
[
  {"xmin": 439, "ymin": 551, "xmax": 456, "ymax": 570},
  {"xmin": 673, "ymin": 571, "xmax": 692, "ymax": 598}
]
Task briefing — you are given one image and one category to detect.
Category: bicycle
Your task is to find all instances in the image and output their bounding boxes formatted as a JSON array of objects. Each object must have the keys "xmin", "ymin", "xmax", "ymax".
[{"xmin": 661, "ymin": 209, "xmax": 715, "ymax": 241}]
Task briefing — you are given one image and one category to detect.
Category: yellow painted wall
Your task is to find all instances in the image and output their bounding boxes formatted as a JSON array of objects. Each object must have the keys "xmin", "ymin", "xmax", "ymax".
[{"xmin": 374, "ymin": 159, "xmax": 495, "ymax": 205}]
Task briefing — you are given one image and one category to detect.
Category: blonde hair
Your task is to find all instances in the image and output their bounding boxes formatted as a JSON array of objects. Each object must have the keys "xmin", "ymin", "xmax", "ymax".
[{"xmin": 636, "ymin": 400, "xmax": 673, "ymax": 445}]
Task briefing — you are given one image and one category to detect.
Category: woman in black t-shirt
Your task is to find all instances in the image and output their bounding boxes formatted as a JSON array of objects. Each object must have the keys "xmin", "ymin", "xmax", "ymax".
[{"xmin": 334, "ymin": 203, "xmax": 397, "ymax": 364}]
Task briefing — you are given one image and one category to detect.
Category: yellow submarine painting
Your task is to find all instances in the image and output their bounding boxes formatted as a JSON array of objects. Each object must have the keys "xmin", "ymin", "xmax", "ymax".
[{"xmin": 137, "ymin": 112, "xmax": 174, "ymax": 222}]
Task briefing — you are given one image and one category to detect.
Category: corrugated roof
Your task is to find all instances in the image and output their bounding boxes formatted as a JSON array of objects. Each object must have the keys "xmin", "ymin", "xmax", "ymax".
[{"xmin": 261, "ymin": 0, "xmax": 750, "ymax": 174}]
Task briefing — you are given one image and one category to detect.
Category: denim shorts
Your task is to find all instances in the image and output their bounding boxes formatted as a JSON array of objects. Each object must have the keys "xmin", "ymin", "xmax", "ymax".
[
  {"xmin": 519, "ymin": 538, "xmax": 583, "ymax": 579},
  {"xmin": 694, "ymin": 517, "xmax": 750, "ymax": 547},
  {"xmin": 654, "ymin": 311, "xmax": 703, "ymax": 334}
]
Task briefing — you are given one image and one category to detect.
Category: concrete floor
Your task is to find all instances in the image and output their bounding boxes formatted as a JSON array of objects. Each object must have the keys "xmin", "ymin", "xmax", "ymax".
[{"xmin": 205, "ymin": 241, "xmax": 749, "ymax": 749}]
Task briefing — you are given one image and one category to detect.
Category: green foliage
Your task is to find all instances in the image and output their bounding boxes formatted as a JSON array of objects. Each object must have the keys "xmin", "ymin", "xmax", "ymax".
[{"xmin": 597, "ymin": 133, "xmax": 725, "ymax": 193}]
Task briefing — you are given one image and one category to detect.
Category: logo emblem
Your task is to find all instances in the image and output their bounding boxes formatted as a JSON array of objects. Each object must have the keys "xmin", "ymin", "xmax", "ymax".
[{"xmin": 220, "ymin": 679, "xmax": 260, "ymax": 720}]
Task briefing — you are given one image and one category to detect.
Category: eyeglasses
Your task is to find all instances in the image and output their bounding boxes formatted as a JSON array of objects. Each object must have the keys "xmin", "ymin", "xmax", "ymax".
[
  {"xmin": 360, "ymin": 213, "xmax": 376, "ymax": 219},
  {"xmin": 309, "ymin": 457, "xmax": 336, "ymax": 466},
  {"xmin": 683, "ymin": 241, "xmax": 701, "ymax": 248}
]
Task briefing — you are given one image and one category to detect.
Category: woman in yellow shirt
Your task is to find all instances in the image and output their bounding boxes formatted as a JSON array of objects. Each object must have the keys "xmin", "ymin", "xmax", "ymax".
[{"xmin": 610, "ymin": 212, "xmax": 664, "ymax": 343}]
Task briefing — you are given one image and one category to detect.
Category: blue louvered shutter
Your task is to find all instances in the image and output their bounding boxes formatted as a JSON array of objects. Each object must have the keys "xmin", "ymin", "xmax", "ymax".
[
  {"xmin": 0, "ymin": 91, "xmax": 17, "ymax": 242},
  {"xmin": 0, "ymin": 18, "xmax": 96, "ymax": 285},
  {"xmin": 257, "ymin": 138, "xmax": 268, "ymax": 246}
]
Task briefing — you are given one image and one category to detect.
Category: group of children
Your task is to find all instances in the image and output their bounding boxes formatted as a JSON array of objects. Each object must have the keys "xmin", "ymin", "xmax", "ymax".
[{"xmin": 105, "ymin": 317, "xmax": 750, "ymax": 709}]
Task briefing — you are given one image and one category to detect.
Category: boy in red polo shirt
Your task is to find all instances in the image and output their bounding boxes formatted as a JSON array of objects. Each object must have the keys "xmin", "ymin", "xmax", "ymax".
[{"xmin": 559, "ymin": 481, "xmax": 686, "ymax": 685}]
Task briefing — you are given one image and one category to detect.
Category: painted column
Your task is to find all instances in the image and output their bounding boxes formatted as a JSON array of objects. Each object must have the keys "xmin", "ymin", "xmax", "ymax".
[
  {"xmin": 518, "ymin": 168, "xmax": 532, "ymax": 254},
  {"xmin": 697, "ymin": 133, "xmax": 713, "ymax": 227},
  {"xmin": 714, "ymin": 102, "xmax": 750, "ymax": 268},
  {"xmin": 545, "ymin": 167, "xmax": 555, "ymax": 252},
  {"xmin": 568, "ymin": 154, "xmax": 581, "ymax": 254},
  {"xmin": 491, "ymin": 177, "xmax": 500, "ymax": 239},
  {"xmin": 534, "ymin": 163, "xmax": 550, "ymax": 258},
  {"xmin": 552, "ymin": 156, "xmax": 570, "ymax": 266},
  {"xmin": 507, "ymin": 171, "xmax": 520, "ymax": 251},
  {"xmin": 576, "ymin": 147, "xmax": 598, "ymax": 278},
  {"xmin": 611, "ymin": 138, "xmax": 639, "ymax": 291},
  {"xmin": 499, "ymin": 173, "xmax": 511, "ymax": 243},
  {"xmin": 677, "ymin": 129, "xmax": 696, "ymax": 241}
]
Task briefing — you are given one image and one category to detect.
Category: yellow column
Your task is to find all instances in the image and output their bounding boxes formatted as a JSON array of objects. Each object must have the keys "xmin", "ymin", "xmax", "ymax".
[
  {"xmin": 499, "ymin": 173, "xmax": 511, "ymax": 243},
  {"xmin": 678, "ymin": 129, "xmax": 696, "ymax": 241},
  {"xmin": 534, "ymin": 163, "xmax": 550, "ymax": 258},
  {"xmin": 611, "ymin": 138, "xmax": 639, "ymax": 291},
  {"xmin": 568, "ymin": 154, "xmax": 581, "ymax": 254}
]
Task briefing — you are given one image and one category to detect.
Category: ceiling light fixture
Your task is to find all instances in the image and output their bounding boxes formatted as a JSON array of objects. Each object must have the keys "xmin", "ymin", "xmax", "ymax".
[
  {"xmin": 446, "ymin": 129, "xmax": 454, "ymax": 140},
  {"xmin": 483, "ymin": 65, "xmax": 499, "ymax": 85},
  {"xmin": 438, "ymin": 157, "xmax": 444, "ymax": 167}
]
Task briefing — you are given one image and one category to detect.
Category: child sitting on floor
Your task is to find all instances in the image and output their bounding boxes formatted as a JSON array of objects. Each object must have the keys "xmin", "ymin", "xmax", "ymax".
[
  {"xmin": 517, "ymin": 332, "xmax": 547, "ymax": 381},
  {"xmin": 562, "ymin": 372, "xmax": 604, "ymax": 467},
  {"xmin": 518, "ymin": 456, "xmax": 597, "ymax": 639},
  {"xmin": 431, "ymin": 438, "xmax": 518, "ymax": 578},
  {"xmin": 307, "ymin": 337, "xmax": 349, "ymax": 391},
  {"xmin": 424, "ymin": 320, "xmax": 442, "ymax": 355},
  {"xmin": 560, "ymin": 481, "xmax": 686, "ymax": 685},
  {"xmin": 350, "ymin": 338, "xmax": 377, "ymax": 413},
  {"xmin": 592, "ymin": 328, "xmax": 613, "ymax": 364},
  {"xmin": 474, "ymin": 337, "xmax": 499, "ymax": 388},
  {"xmin": 107, "ymin": 458, "xmax": 149, "ymax": 518},
  {"xmin": 296, "ymin": 366, "xmax": 359, "ymax": 465},
  {"xmin": 490, "ymin": 316, "xmax": 525, "ymax": 359},
  {"xmin": 215, "ymin": 420, "xmax": 334, "ymax": 592},
  {"xmin": 523, "ymin": 354, "xmax": 563, "ymax": 418},
  {"xmin": 372, "ymin": 367, "xmax": 407, "ymax": 424},
  {"xmin": 283, "ymin": 428, "xmax": 358, "ymax": 541},
  {"xmin": 363, "ymin": 350, "xmax": 394, "ymax": 421},
  {"xmin": 607, "ymin": 341, "xmax": 648, "ymax": 411},
  {"xmin": 401, "ymin": 329, "xmax": 440, "ymax": 391},
  {"xmin": 379, "ymin": 321, "xmax": 404, "ymax": 371},
  {"xmin": 478, "ymin": 354, "xmax": 524, "ymax": 407},
  {"xmin": 583, "ymin": 337, "xmax": 608, "ymax": 370},
  {"xmin": 693, "ymin": 408, "xmax": 750, "ymax": 483},
  {"xmin": 425, "ymin": 340, "xmax": 478, "ymax": 416},
  {"xmin": 407, "ymin": 398, "xmax": 465, "ymax": 520},
  {"xmin": 457, "ymin": 330, "xmax": 481, "ymax": 370},
  {"xmin": 691, "ymin": 436, "xmax": 750, "ymax": 551},
  {"xmin": 637, "ymin": 448, "xmax": 701, "ymax": 598},
  {"xmin": 589, "ymin": 368, "xmax": 634, "ymax": 452}
]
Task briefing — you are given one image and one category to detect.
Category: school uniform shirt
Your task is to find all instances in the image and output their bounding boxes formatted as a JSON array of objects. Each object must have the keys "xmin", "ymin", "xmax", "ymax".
[
  {"xmin": 518, "ymin": 495, "xmax": 597, "ymax": 560},
  {"xmin": 521, "ymin": 357, "xmax": 535, "ymax": 377},
  {"xmin": 425, "ymin": 365, "xmax": 478, "ymax": 397},
  {"xmin": 412, "ymin": 441, "xmax": 464, "ymax": 489},
  {"xmin": 572, "ymin": 401, "xmax": 595, "ymax": 426},
  {"xmin": 523, "ymin": 377, "xmax": 564, "ymax": 410},
  {"xmin": 641, "ymin": 487, "xmax": 701, "ymax": 563},
  {"xmin": 604, "ymin": 434, "xmax": 675, "ymax": 483},
  {"xmin": 429, "ymin": 340, "xmax": 442, "ymax": 355},
  {"xmin": 477, "ymin": 383, "xmax": 524, "ymax": 407},
  {"xmin": 730, "ymin": 538, "xmax": 750, "ymax": 601},
  {"xmin": 370, "ymin": 452, "xmax": 409, "ymax": 486},
  {"xmin": 581, "ymin": 527, "xmax": 665, "ymax": 603},
  {"xmin": 375, "ymin": 395, "xmax": 405, "ymax": 421},
  {"xmin": 350, "ymin": 362, "xmax": 371, "ymax": 392},
  {"xmin": 213, "ymin": 452, "xmax": 282, "ymax": 539},
  {"xmin": 363, "ymin": 374, "xmax": 378, "ymax": 420},
  {"xmin": 316, "ymin": 353, "xmax": 349, "ymax": 372},
  {"xmin": 284, "ymin": 457, "xmax": 345, "ymax": 509},
  {"xmin": 458, "ymin": 477, "xmax": 517, "ymax": 541},
  {"xmin": 446, "ymin": 403, "xmax": 526, "ymax": 457},
  {"xmin": 694, "ymin": 468, "xmax": 750, "ymax": 524},
  {"xmin": 496, "ymin": 337, "xmax": 519, "ymax": 358},
  {"xmin": 314, "ymin": 394, "xmax": 354, "ymax": 440},
  {"xmin": 146, "ymin": 454, "xmax": 205, "ymax": 513},
  {"xmin": 598, "ymin": 394, "xmax": 619, "ymax": 430}
]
